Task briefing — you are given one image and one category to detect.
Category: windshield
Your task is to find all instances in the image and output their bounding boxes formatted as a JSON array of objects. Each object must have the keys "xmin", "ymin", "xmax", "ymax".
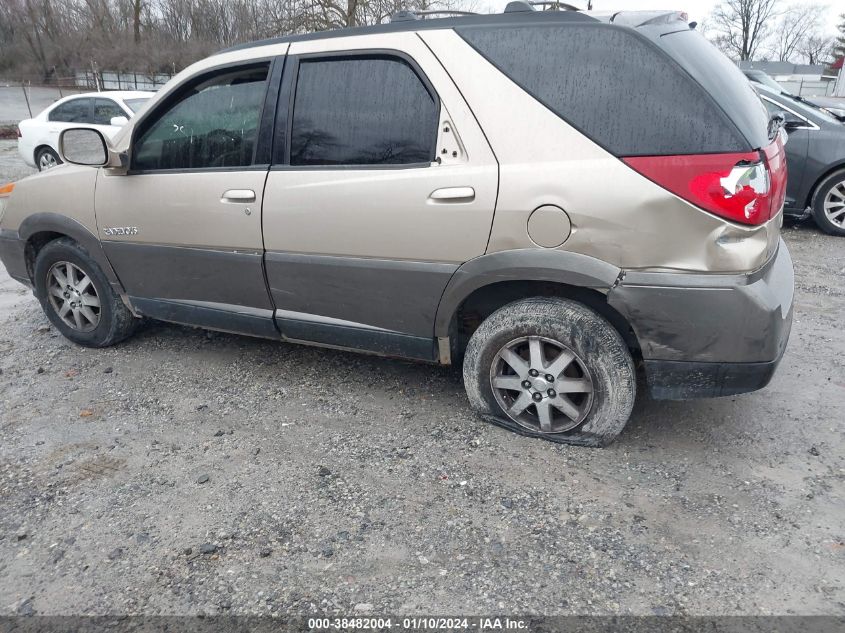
[
  {"xmin": 744, "ymin": 70, "xmax": 786, "ymax": 93},
  {"xmin": 124, "ymin": 98, "xmax": 151, "ymax": 113}
]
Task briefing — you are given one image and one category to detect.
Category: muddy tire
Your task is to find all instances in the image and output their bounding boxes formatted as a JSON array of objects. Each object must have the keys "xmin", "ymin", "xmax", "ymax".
[
  {"xmin": 463, "ymin": 297, "xmax": 636, "ymax": 447},
  {"xmin": 34, "ymin": 238, "xmax": 138, "ymax": 348}
]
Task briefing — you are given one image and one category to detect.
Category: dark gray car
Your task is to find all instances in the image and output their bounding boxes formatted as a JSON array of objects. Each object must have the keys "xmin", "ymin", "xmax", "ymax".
[{"xmin": 754, "ymin": 83, "xmax": 845, "ymax": 236}]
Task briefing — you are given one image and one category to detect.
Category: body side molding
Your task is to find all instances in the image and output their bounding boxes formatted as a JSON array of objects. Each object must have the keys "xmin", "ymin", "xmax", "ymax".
[{"xmin": 130, "ymin": 297, "xmax": 279, "ymax": 339}]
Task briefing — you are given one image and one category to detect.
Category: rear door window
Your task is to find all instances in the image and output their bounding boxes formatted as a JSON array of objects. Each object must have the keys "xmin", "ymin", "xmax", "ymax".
[
  {"xmin": 49, "ymin": 98, "xmax": 93, "ymax": 123},
  {"xmin": 132, "ymin": 64, "xmax": 269, "ymax": 171},
  {"xmin": 288, "ymin": 56, "xmax": 438, "ymax": 166}
]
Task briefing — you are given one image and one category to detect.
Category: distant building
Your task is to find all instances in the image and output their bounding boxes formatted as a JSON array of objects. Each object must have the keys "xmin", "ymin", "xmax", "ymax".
[{"xmin": 737, "ymin": 60, "xmax": 838, "ymax": 96}]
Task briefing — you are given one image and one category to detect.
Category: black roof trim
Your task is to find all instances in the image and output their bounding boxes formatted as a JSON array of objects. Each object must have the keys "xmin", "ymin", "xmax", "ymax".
[{"xmin": 218, "ymin": 10, "xmax": 598, "ymax": 54}]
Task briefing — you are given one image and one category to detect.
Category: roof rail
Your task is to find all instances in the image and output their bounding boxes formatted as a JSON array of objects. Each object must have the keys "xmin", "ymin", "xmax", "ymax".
[{"xmin": 390, "ymin": 9, "xmax": 479, "ymax": 22}]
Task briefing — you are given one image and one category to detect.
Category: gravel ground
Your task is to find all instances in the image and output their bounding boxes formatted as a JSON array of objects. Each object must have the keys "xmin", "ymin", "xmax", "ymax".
[{"xmin": 0, "ymin": 145, "xmax": 844, "ymax": 617}]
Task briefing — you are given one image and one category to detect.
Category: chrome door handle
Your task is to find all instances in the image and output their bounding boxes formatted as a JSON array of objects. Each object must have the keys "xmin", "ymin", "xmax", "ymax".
[
  {"xmin": 429, "ymin": 187, "xmax": 475, "ymax": 202},
  {"xmin": 221, "ymin": 189, "xmax": 256, "ymax": 203}
]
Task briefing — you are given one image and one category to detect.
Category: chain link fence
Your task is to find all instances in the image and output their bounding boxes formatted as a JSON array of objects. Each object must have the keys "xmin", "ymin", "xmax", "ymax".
[{"xmin": 0, "ymin": 71, "xmax": 172, "ymax": 124}]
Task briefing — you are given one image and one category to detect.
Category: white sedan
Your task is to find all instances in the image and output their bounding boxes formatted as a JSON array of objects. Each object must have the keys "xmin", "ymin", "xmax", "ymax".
[{"xmin": 17, "ymin": 90, "xmax": 154, "ymax": 171}]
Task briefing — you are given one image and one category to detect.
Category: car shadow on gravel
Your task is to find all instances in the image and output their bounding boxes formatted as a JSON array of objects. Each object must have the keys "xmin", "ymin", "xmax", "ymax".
[{"xmin": 129, "ymin": 317, "xmax": 755, "ymax": 453}]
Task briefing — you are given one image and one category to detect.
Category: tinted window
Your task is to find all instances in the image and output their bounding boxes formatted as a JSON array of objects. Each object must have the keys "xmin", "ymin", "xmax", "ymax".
[
  {"xmin": 49, "ymin": 98, "xmax": 92, "ymax": 123},
  {"xmin": 93, "ymin": 98, "xmax": 126, "ymax": 125},
  {"xmin": 290, "ymin": 57, "xmax": 438, "ymax": 166},
  {"xmin": 133, "ymin": 65, "xmax": 268, "ymax": 171},
  {"xmin": 658, "ymin": 30, "xmax": 770, "ymax": 150},
  {"xmin": 457, "ymin": 24, "xmax": 747, "ymax": 156}
]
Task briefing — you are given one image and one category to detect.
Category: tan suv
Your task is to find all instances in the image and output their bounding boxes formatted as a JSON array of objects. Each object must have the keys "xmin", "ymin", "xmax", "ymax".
[{"xmin": 0, "ymin": 6, "xmax": 794, "ymax": 446}]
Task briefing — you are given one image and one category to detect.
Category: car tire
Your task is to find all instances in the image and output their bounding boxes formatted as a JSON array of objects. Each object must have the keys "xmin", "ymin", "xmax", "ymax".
[
  {"xmin": 810, "ymin": 169, "xmax": 845, "ymax": 236},
  {"xmin": 463, "ymin": 297, "xmax": 636, "ymax": 447},
  {"xmin": 35, "ymin": 147, "xmax": 62, "ymax": 171},
  {"xmin": 34, "ymin": 238, "xmax": 139, "ymax": 347}
]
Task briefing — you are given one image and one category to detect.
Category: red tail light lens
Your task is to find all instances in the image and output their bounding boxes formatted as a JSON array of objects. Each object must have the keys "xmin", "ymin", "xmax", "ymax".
[{"xmin": 623, "ymin": 137, "xmax": 787, "ymax": 226}]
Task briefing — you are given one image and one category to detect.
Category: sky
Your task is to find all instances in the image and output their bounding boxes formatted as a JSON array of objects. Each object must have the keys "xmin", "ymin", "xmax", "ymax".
[{"xmin": 481, "ymin": 0, "xmax": 842, "ymax": 37}]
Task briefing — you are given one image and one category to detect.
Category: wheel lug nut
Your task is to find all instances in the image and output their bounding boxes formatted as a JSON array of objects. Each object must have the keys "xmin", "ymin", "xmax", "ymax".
[
  {"xmin": 532, "ymin": 392, "xmax": 543, "ymax": 402},
  {"xmin": 545, "ymin": 374, "xmax": 554, "ymax": 382},
  {"xmin": 521, "ymin": 380, "xmax": 531, "ymax": 389},
  {"xmin": 529, "ymin": 369, "xmax": 539, "ymax": 377},
  {"xmin": 547, "ymin": 389, "xmax": 556, "ymax": 397}
]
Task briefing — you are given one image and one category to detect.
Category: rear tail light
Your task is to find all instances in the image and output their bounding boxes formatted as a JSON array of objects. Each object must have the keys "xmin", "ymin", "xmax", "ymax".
[{"xmin": 623, "ymin": 137, "xmax": 787, "ymax": 226}]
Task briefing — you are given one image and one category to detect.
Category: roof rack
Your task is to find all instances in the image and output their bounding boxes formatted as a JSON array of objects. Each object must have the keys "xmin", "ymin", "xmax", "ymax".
[{"xmin": 390, "ymin": 9, "xmax": 479, "ymax": 22}]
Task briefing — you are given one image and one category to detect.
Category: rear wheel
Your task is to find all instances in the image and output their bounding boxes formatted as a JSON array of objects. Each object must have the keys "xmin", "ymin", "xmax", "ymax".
[
  {"xmin": 34, "ymin": 238, "xmax": 138, "ymax": 347},
  {"xmin": 35, "ymin": 147, "xmax": 61, "ymax": 171},
  {"xmin": 811, "ymin": 169, "xmax": 845, "ymax": 236},
  {"xmin": 463, "ymin": 297, "xmax": 636, "ymax": 447}
]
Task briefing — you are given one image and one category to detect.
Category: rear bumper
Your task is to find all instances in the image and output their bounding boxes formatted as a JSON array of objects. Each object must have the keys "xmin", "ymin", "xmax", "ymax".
[
  {"xmin": 0, "ymin": 229, "xmax": 31, "ymax": 286},
  {"xmin": 17, "ymin": 139, "xmax": 36, "ymax": 168},
  {"xmin": 642, "ymin": 355, "xmax": 784, "ymax": 400},
  {"xmin": 608, "ymin": 238, "xmax": 794, "ymax": 400}
]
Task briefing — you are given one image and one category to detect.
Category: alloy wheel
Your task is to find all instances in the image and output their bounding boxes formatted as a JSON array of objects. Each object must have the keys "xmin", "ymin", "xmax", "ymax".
[
  {"xmin": 823, "ymin": 180, "xmax": 845, "ymax": 228},
  {"xmin": 38, "ymin": 152, "xmax": 58, "ymax": 170},
  {"xmin": 490, "ymin": 335, "xmax": 594, "ymax": 434},
  {"xmin": 46, "ymin": 261, "xmax": 101, "ymax": 332}
]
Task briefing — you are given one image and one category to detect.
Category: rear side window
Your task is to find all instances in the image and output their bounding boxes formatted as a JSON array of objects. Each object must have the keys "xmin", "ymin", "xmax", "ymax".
[
  {"xmin": 93, "ymin": 98, "xmax": 126, "ymax": 125},
  {"xmin": 49, "ymin": 98, "xmax": 92, "ymax": 123},
  {"xmin": 657, "ymin": 30, "xmax": 770, "ymax": 150},
  {"xmin": 133, "ymin": 65, "xmax": 268, "ymax": 171},
  {"xmin": 289, "ymin": 56, "xmax": 438, "ymax": 166},
  {"xmin": 457, "ymin": 24, "xmax": 747, "ymax": 156}
]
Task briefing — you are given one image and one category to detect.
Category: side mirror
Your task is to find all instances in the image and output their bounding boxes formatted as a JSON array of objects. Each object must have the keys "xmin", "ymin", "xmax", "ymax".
[
  {"xmin": 767, "ymin": 113, "xmax": 785, "ymax": 139},
  {"xmin": 110, "ymin": 116, "xmax": 129, "ymax": 127},
  {"xmin": 781, "ymin": 112, "xmax": 808, "ymax": 131},
  {"xmin": 59, "ymin": 128, "xmax": 109, "ymax": 167}
]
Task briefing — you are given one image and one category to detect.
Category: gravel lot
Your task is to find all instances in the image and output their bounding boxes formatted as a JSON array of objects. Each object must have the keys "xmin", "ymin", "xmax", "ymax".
[{"xmin": 0, "ymin": 140, "xmax": 844, "ymax": 616}]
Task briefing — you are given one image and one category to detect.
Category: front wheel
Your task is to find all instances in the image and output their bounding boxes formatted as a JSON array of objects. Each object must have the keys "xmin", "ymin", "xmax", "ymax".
[
  {"xmin": 811, "ymin": 169, "xmax": 845, "ymax": 236},
  {"xmin": 34, "ymin": 238, "xmax": 139, "ymax": 347},
  {"xmin": 463, "ymin": 297, "xmax": 636, "ymax": 447}
]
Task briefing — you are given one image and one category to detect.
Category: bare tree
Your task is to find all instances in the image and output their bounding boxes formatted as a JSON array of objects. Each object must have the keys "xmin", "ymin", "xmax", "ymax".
[
  {"xmin": 0, "ymin": 0, "xmax": 481, "ymax": 80},
  {"xmin": 710, "ymin": 0, "xmax": 782, "ymax": 60},
  {"xmin": 799, "ymin": 34, "xmax": 832, "ymax": 65},
  {"xmin": 132, "ymin": 0, "xmax": 142, "ymax": 44},
  {"xmin": 772, "ymin": 3, "xmax": 823, "ymax": 62}
]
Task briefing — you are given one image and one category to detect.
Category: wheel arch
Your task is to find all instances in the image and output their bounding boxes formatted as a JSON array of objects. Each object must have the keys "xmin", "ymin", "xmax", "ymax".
[
  {"xmin": 33, "ymin": 144, "xmax": 59, "ymax": 165},
  {"xmin": 435, "ymin": 249, "xmax": 641, "ymax": 360},
  {"xmin": 805, "ymin": 161, "xmax": 845, "ymax": 210},
  {"xmin": 19, "ymin": 213, "xmax": 124, "ymax": 294}
]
